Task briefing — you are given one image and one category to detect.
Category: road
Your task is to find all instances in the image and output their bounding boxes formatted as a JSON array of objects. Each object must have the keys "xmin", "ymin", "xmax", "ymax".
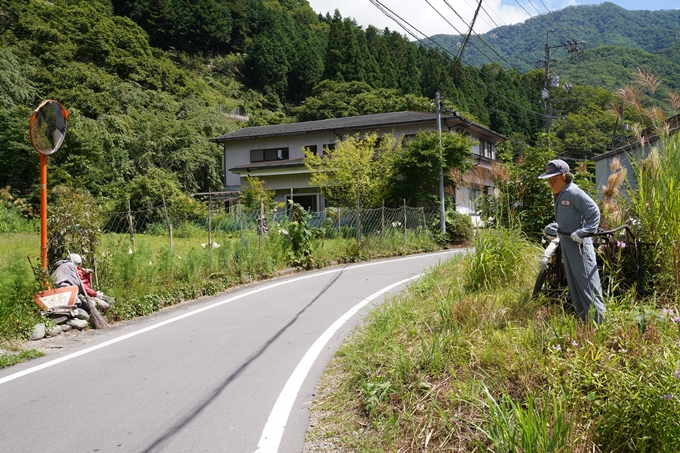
[{"xmin": 0, "ymin": 250, "xmax": 463, "ymax": 453}]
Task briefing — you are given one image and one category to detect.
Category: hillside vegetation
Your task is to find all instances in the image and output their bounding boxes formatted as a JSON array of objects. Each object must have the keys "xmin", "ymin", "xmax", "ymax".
[
  {"xmin": 1, "ymin": 0, "xmax": 676, "ymax": 225},
  {"xmin": 0, "ymin": 0, "xmax": 576, "ymax": 212},
  {"xmin": 430, "ymin": 1, "xmax": 680, "ymax": 90}
]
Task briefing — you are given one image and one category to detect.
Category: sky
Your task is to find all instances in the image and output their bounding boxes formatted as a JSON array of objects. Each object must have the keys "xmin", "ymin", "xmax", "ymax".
[{"xmin": 306, "ymin": 0, "xmax": 679, "ymax": 37}]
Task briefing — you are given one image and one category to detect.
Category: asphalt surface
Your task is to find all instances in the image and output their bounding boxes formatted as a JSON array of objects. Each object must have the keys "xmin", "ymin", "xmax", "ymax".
[{"xmin": 0, "ymin": 250, "xmax": 464, "ymax": 453}]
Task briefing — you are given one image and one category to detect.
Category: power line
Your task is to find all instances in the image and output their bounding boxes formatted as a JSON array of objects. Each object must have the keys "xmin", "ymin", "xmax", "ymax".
[
  {"xmin": 423, "ymin": 0, "xmax": 498, "ymax": 67},
  {"xmin": 530, "ymin": 0, "xmax": 570, "ymax": 43},
  {"xmin": 512, "ymin": 0, "xmax": 554, "ymax": 35},
  {"xmin": 431, "ymin": 0, "xmax": 546, "ymax": 99},
  {"xmin": 437, "ymin": 0, "xmax": 528, "ymax": 73},
  {"xmin": 472, "ymin": 1, "xmax": 541, "ymax": 70},
  {"xmin": 369, "ymin": 0, "xmax": 547, "ymax": 120}
]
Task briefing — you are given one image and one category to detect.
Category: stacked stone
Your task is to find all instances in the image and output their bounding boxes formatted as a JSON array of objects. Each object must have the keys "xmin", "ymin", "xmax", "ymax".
[{"xmin": 29, "ymin": 307, "xmax": 91, "ymax": 341}]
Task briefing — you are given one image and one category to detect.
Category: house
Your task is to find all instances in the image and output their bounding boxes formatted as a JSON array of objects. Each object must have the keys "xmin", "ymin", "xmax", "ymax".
[
  {"xmin": 209, "ymin": 111, "xmax": 506, "ymax": 213},
  {"xmin": 593, "ymin": 114, "xmax": 680, "ymax": 194}
]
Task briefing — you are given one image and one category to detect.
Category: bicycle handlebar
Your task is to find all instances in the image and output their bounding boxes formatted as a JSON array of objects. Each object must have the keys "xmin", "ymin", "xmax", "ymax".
[{"xmin": 556, "ymin": 224, "xmax": 636, "ymax": 240}]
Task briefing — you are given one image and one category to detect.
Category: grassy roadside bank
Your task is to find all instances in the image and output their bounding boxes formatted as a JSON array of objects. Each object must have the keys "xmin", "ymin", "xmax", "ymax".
[
  {"xmin": 306, "ymin": 228, "xmax": 680, "ymax": 452},
  {"xmin": 0, "ymin": 228, "xmax": 440, "ymax": 366}
]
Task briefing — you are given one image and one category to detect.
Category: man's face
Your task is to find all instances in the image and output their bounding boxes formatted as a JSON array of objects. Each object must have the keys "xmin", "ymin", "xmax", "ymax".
[{"xmin": 547, "ymin": 174, "xmax": 566, "ymax": 194}]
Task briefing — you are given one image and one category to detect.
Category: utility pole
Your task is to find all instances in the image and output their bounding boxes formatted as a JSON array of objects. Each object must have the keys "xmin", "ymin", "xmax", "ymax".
[
  {"xmin": 436, "ymin": 92, "xmax": 445, "ymax": 235},
  {"xmin": 457, "ymin": 0, "xmax": 482, "ymax": 62},
  {"xmin": 541, "ymin": 31, "xmax": 586, "ymax": 136}
]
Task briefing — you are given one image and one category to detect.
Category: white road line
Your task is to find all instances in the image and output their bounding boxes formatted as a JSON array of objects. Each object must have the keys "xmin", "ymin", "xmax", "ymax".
[
  {"xmin": 0, "ymin": 250, "xmax": 458, "ymax": 386},
  {"xmin": 255, "ymin": 275, "xmax": 422, "ymax": 453}
]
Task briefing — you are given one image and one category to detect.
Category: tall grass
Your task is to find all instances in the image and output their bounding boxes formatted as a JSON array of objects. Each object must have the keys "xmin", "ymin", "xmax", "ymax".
[
  {"xmin": 0, "ymin": 234, "xmax": 43, "ymax": 341},
  {"xmin": 465, "ymin": 227, "xmax": 542, "ymax": 292},
  {"xmin": 0, "ymin": 224, "xmax": 439, "ymax": 341},
  {"xmin": 631, "ymin": 134, "xmax": 680, "ymax": 297},
  {"xmin": 307, "ymin": 227, "xmax": 680, "ymax": 452}
]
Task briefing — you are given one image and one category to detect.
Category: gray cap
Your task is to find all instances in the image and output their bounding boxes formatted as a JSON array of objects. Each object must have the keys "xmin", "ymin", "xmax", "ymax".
[
  {"xmin": 69, "ymin": 253, "xmax": 82, "ymax": 265},
  {"xmin": 538, "ymin": 159, "xmax": 569, "ymax": 179}
]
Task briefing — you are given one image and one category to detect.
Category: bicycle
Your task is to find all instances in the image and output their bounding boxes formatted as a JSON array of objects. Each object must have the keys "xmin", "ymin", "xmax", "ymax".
[{"xmin": 532, "ymin": 224, "xmax": 645, "ymax": 303}]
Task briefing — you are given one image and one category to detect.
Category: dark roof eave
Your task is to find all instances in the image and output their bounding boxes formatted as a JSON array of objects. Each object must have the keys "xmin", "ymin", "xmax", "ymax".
[
  {"xmin": 210, "ymin": 111, "xmax": 506, "ymax": 143},
  {"xmin": 593, "ymin": 125, "xmax": 680, "ymax": 161}
]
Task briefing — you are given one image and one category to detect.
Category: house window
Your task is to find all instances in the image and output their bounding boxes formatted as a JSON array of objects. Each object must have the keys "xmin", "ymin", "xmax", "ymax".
[
  {"xmin": 250, "ymin": 149, "xmax": 264, "ymax": 162},
  {"xmin": 250, "ymin": 147, "xmax": 289, "ymax": 163},
  {"xmin": 305, "ymin": 145, "xmax": 318, "ymax": 155},
  {"xmin": 286, "ymin": 194, "xmax": 319, "ymax": 212},
  {"xmin": 322, "ymin": 143, "xmax": 336, "ymax": 156},
  {"xmin": 469, "ymin": 188, "xmax": 482, "ymax": 212},
  {"xmin": 479, "ymin": 141, "xmax": 495, "ymax": 159},
  {"xmin": 402, "ymin": 134, "xmax": 416, "ymax": 145}
]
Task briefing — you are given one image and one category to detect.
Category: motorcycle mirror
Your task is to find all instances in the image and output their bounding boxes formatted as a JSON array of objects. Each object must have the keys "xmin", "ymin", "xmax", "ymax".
[{"xmin": 29, "ymin": 100, "xmax": 69, "ymax": 155}]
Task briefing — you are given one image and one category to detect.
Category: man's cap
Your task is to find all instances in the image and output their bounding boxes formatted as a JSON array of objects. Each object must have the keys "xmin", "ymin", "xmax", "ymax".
[
  {"xmin": 69, "ymin": 253, "xmax": 82, "ymax": 265},
  {"xmin": 538, "ymin": 159, "xmax": 569, "ymax": 179}
]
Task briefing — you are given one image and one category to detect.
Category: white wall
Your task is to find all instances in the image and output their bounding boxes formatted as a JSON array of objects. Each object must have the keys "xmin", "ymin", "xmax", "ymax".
[
  {"xmin": 222, "ymin": 124, "xmax": 499, "ymax": 216},
  {"xmin": 223, "ymin": 124, "xmax": 469, "ymax": 189}
]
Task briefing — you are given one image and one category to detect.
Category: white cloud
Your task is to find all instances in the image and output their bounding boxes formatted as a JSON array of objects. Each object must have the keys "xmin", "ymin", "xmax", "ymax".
[
  {"xmin": 307, "ymin": 0, "xmax": 676, "ymax": 38},
  {"xmin": 307, "ymin": 0, "xmax": 539, "ymax": 37}
]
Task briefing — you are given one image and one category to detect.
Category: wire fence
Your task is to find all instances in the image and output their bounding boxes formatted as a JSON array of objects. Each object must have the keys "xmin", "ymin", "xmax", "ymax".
[{"xmin": 102, "ymin": 202, "xmax": 442, "ymax": 244}]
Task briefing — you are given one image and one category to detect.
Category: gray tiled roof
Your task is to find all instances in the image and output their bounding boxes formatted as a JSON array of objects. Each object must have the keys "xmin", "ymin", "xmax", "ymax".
[{"xmin": 210, "ymin": 111, "xmax": 505, "ymax": 142}]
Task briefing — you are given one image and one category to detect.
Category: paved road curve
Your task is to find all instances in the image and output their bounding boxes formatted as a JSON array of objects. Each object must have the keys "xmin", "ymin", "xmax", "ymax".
[{"xmin": 0, "ymin": 250, "xmax": 463, "ymax": 453}]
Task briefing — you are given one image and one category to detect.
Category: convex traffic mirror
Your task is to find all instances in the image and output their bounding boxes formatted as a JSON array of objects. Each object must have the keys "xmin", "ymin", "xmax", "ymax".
[{"xmin": 30, "ymin": 100, "xmax": 69, "ymax": 155}]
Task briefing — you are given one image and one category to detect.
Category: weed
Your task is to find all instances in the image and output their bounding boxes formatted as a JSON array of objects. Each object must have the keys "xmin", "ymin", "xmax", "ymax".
[{"xmin": 0, "ymin": 349, "xmax": 44, "ymax": 368}]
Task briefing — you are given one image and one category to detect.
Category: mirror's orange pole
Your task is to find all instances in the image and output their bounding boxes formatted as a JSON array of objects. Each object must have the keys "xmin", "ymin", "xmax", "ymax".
[{"xmin": 40, "ymin": 153, "xmax": 47, "ymax": 270}]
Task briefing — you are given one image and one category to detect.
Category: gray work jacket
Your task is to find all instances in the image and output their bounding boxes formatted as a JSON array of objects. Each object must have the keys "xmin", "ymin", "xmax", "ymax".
[{"xmin": 554, "ymin": 182, "xmax": 600, "ymax": 239}]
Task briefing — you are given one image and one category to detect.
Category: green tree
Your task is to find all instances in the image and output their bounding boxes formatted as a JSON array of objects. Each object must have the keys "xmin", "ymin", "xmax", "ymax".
[
  {"xmin": 292, "ymin": 80, "xmax": 431, "ymax": 122},
  {"xmin": 391, "ymin": 131, "xmax": 473, "ymax": 205},
  {"xmin": 478, "ymin": 142, "xmax": 555, "ymax": 237},
  {"xmin": 303, "ymin": 132, "xmax": 398, "ymax": 208},
  {"xmin": 240, "ymin": 175, "xmax": 277, "ymax": 211},
  {"xmin": 322, "ymin": 13, "xmax": 366, "ymax": 83}
]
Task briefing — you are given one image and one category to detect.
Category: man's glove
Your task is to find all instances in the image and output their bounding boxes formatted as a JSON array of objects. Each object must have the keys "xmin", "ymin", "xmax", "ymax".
[
  {"xmin": 571, "ymin": 232, "xmax": 583, "ymax": 244},
  {"xmin": 538, "ymin": 257, "xmax": 549, "ymax": 271}
]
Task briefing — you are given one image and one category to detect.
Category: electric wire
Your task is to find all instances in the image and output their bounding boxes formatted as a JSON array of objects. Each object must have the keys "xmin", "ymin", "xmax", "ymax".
[
  {"xmin": 369, "ymin": 0, "xmax": 547, "ymax": 119},
  {"xmin": 438, "ymin": 0, "xmax": 527, "ymax": 73},
  {"xmin": 538, "ymin": 0, "xmax": 566, "ymax": 32},
  {"xmin": 512, "ymin": 0, "xmax": 555, "ymax": 35},
  {"xmin": 526, "ymin": 0, "xmax": 569, "ymax": 43},
  {"xmin": 469, "ymin": 0, "xmax": 541, "ymax": 70},
  {"xmin": 423, "ymin": 0, "xmax": 498, "ymax": 68},
  {"xmin": 434, "ymin": 0, "xmax": 548, "ymax": 99},
  {"xmin": 371, "ymin": 0, "xmax": 613, "ymax": 154}
]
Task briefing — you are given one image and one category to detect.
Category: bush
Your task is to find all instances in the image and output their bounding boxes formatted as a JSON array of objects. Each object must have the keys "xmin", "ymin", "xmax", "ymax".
[
  {"xmin": 48, "ymin": 186, "xmax": 103, "ymax": 268},
  {"xmin": 465, "ymin": 226, "xmax": 541, "ymax": 292},
  {"xmin": 445, "ymin": 209, "xmax": 474, "ymax": 245}
]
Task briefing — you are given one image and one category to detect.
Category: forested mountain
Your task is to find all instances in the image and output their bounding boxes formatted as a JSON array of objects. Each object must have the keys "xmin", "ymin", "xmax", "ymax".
[
  {"xmin": 555, "ymin": 43, "xmax": 680, "ymax": 93},
  {"xmin": 429, "ymin": 2, "xmax": 680, "ymax": 90},
  {"xmin": 0, "ymin": 0, "xmax": 671, "ymax": 212},
  {"xmin": 0, "ymin": 0, "xmax": 549, "ymax": 209}
]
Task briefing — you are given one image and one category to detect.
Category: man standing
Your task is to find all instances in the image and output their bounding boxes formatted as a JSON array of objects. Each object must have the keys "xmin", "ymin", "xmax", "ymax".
[{"xmin": 538, "ymin": 159, "xmax": 605, "ymax": 323}]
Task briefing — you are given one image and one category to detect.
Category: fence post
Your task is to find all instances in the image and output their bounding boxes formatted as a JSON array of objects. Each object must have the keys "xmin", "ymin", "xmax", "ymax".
[
  {"xmin": 403, "ymin": 199, "xmax": 407, "ymax": 238},
  {"xmin": 127, "ymin": 199, "xmax": 135, "ymax": 251},
  {"xmin": 161, "ymin": 194, "xmax": 173, "ymax": 253},
  {"xmin": 355, "ymin": 186, "xmax": 361, "ymax": 243},
  {"xmin": 421, "ymin": 207, "xmax": 426, "ymax": 231},
  {"xmin": 239, "ymin": 201, "xmax": 243, "ymax": 243},
  {"xmin": 381, "ymin": 200, "xmax": 385, "ymax": 241},
  {"xmin": 259, "ymin": 199, "xmax": 264, "ymax": 256},
  {"xmin": 207, "ymin": 190, "xmax": 212, "ymax": 252}
]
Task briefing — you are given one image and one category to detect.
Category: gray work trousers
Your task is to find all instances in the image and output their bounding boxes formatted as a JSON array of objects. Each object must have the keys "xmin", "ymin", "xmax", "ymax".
[{"xmin": 560, "ymin": 235, "xmax": 606, "ymax": 323}]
